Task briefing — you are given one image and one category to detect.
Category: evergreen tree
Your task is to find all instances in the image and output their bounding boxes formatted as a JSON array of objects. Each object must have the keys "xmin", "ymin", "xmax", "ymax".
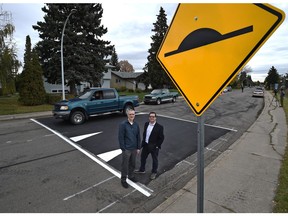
[
  {"xmin": 33, "ymin": 4, "xmax": 113, "ymax": 95},
  {"xmin": 143, "ymin": 7, "xmax": 173, "ymax": 89},
  {"xmin": 110, "ymin": 47, "xmax": 120, "ymax": 71},
  {"xmin": 18, "ymin": 35, "xmax": 46, "ymax": 105},
  {"xmin": 264, "ymin": 66, "xmax": 280, "ymax": 90}
]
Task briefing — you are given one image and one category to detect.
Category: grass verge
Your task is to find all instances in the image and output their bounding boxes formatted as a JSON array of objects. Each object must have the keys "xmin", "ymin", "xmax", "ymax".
[
  {"xmin": 273, "ymin": 93, "xmax": 288, "ymax": 213},
  {"xmin": 0, "ymin": 95, "xmax": 53, "ymax": 115}
]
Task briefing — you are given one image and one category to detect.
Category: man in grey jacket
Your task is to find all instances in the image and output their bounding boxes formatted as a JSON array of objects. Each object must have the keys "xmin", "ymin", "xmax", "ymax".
[{"xmin": 118, "ymin": 109, "xmax": 141, "ymax": 188}]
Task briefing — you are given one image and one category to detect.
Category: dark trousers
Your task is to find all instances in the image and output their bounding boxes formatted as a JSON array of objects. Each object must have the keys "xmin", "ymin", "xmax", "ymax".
[
  {"xmin": 121, "ymin": 149, "xmax": 137, "ymax": 180},
  {"xmin": 139, "ymin": 145, "xmax": 159, "ymax": 173},
  {"xmin": 280, "ymin": 96, "xmax": 284, "ymax": 107}
]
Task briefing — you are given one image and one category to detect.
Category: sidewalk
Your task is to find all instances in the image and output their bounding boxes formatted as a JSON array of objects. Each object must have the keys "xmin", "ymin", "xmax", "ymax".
[{"xmin": 152, "ymin": 91, "xmax": 287, "ymax": 213}]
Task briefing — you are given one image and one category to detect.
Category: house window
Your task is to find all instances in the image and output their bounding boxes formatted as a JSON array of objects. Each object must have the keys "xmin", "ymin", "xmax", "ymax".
[{"xmin": 51, "ymin": 89, "xmax": 69, "ymax": 93}]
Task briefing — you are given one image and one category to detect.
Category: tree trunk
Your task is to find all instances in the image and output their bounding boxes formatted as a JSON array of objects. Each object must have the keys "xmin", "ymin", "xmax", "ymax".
[{"xmin": 69, "ymin": 81, "xmax": 77, "ymax": 96}]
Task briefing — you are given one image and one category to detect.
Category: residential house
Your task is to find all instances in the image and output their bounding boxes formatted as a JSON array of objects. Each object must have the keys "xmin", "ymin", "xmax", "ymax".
[
  {"xmin": 111, "ymin": 71, "xmax": 145, "ymax": 91},
  {"xmin": 43, "ymin": 63, "xmax": 115, "ymax": 94}
]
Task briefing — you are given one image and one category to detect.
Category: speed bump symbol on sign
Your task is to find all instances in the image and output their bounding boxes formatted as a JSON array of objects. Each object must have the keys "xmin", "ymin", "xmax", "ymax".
[
  {"xmin": 165, "ymin": 25, "xmax": 253, "ymax": 57},
  {"xmin": 157, "ymin": 3, "xmax": 285, "ymax": 116}
]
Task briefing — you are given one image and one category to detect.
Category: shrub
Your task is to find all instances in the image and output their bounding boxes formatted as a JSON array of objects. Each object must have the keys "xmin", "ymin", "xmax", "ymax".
[{"xmin": 46, "ymin": 93, "xmax": 75, "ymax": 104}]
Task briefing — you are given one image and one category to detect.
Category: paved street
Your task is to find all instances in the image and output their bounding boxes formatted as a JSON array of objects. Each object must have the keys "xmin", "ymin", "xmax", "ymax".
[{"xmin": 0, "ymin": 88, "xmax": 265, "ymax": 212}]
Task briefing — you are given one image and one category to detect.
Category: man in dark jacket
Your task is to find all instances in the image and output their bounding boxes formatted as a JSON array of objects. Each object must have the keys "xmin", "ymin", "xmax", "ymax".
[
  {"xmin": 118, "ymin": 109, "xmax": 141, "ymax": 188},
  {"xmin": 134, "ymin": 112, "xmax": 164, "ymax": 180}
]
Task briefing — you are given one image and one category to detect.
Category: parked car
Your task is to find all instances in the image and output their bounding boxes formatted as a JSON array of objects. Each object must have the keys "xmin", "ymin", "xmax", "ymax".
[
  {"xmin": 223, "ymin": 85, "xmax": 232, "ymax": 93},
  {"xmin": 144, "ymin": 88, "xmax": 179, "ymax": 105},
  {"xmin": 53, "ymin": 88, "xmax": 139, "ymax": 125},
  {"xmin": 252, "ymin": 87, "xmax": 264, "ymax": 97}
]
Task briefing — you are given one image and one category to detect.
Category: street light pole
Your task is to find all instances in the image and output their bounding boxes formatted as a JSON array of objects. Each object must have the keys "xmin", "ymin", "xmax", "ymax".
[{"xmin": 61, "ymin": 9, "xmax": 76, "ymax": 101}]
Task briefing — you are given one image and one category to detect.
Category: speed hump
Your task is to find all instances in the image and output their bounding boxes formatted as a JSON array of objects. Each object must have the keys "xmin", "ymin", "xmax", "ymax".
[{"xmin": 157, "ymin": 3, "xmax": 285, "ymax": 116}]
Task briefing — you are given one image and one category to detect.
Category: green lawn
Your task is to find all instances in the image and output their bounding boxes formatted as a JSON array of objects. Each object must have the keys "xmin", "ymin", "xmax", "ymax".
[{"xmin": 0, "ymin": 95, "xmax": 53, "ymax": 115}]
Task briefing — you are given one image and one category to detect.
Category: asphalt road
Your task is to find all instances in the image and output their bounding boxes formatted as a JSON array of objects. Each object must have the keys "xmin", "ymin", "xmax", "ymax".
[
  {"xmin": 0, "ymin": 88, "xmax": 264, "ymax": 213},
  {"xmin": 36, "ymin": 112, "xmax": 230, "ymax": 185}
]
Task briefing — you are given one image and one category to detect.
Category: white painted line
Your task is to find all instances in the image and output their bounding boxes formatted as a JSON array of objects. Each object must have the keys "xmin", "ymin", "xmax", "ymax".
[
  {"xmin": 97, "ymin": 200, "xmax": 119, "ymax": 213},
  {"xmin": 206, "ymin": 147, "xmax": 218, "ymax": 152},
  {"xmin": 182, "ymin": 160, "xmax": 194, "ymax": 165},
  {"xmin": 97, "ymin": 149, "xmax": 122, "ymax": 162},
  {"xmin": 70, "ymin": 132, "xmax": 102, "ymax": 142},
  {"xmin": 44, "ymin": 134, "xmax": 55, "ymax": 137},
  {"xmin": 97, "ymin": 189, "xmax": 137, "ymax": 213},
  {"xmin": 30, "ymin": 119, "xmax": 152, "ymax": 197},
  {"xmin": 63, "ymin": 176, "xmax": 115, "ymax": 201},
  {"xmin": 155, "ymin": 113, "xmax": 238, "ymax": 132}
]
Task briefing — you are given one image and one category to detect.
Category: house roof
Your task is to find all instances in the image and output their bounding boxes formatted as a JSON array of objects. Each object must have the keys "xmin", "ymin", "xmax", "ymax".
[{"xmin": 111, "ymin": 71, "xmax": 144, "ymax": 79}]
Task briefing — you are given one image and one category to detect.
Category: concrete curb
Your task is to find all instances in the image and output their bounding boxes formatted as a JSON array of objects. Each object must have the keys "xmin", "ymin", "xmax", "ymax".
[{"xmin": 0, "ymin": 111, "xmax": 52, "ymax": 121}]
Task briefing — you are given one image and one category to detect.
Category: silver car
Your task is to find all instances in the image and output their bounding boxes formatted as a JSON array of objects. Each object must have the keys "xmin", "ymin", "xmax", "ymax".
[{"xmin": 252, "ymin": 87, "xmax": 264, "ymax": 97}]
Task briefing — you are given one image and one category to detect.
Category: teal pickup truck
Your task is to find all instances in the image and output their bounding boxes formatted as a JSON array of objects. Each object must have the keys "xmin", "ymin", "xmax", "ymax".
[
  {"xmin": 53, "ymin": 88, "xmax": 139, "ymax": 125},
  {"xmin": 143, "ymin": 88, "xmax": 179, "ymax": 105}
]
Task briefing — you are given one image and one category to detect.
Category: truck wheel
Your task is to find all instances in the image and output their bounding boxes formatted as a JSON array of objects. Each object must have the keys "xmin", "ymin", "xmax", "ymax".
[
  {"xmin": 70, "ymin": 111, "xmax": 85, "ymax": 125},
  {"xmin": 172, "ymin": 97, "xmax": 176, "ymax": 103},
  {"xmin": 123, "ymin": 104, "xmax": 134, "ymax": 116},
  {"xmin": 156, "ymin": 98, "xmax": 161, "ymax": 105}
]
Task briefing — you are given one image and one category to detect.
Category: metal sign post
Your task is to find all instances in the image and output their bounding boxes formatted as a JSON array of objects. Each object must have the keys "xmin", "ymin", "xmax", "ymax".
[{"xmin": 197, "ymin": 114, "xmax": 205, "ymax": 213}]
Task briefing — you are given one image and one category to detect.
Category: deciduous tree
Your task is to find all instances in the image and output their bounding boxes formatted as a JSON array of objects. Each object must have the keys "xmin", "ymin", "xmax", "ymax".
[
  {"xmin": 0, "ymin": 10, "xmax": 20, "ymax": 95},
  {"xmin": 119, "ymin": 60, "xmax": 134, "ymax": 72}
]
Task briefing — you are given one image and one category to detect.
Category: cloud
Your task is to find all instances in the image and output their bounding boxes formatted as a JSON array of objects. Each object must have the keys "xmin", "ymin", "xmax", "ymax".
[
  {"xmin": 101, "ymin": 2, "xmax": 178, "ymax": 70},
  {"xmin": 2, "ymin": 3, "xmax": 44, "ymax": 64},
  {"xmin": 247, "ymin": 2, "xmax": 288, "ymax": 80}
]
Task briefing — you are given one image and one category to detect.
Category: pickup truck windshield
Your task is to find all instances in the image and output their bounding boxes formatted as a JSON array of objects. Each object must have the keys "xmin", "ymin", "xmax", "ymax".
[
  {"xmin": 79, "ymin": 91, "xmax": 92, "ymax": 99},
  {"xmin": 151, "ymin": 89, "xmax": 162, "ymax": 94}
]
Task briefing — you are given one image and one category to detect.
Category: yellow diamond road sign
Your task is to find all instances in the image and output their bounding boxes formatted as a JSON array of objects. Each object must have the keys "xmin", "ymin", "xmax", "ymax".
[{"xmin": 157, "ymin": 3, "xmax": 285, "ymax": 116}]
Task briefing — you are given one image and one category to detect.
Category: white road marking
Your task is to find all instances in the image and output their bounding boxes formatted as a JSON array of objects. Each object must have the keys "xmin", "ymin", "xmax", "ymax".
[
  {"xmin": 97, "ymin": 189, "xmax": 137, "ymax": 213},
  {"xmin": 97, "ymin": 200, "xmax": 119, "ymax": 213},
  {"xmin": 206, "ymin": 147, "xmax": 218, "ymax": 152},
  {"xmin": 70, "ymin": 132, "xmax": 102, "ymax": 142},
  {"xmin": 44, "ymin": 134, "xmax": 55, "ymax": 137},
  {"xmin": 63, "ymin": 176, "xmax": 115, "ymax": 201},
  {"xmin": 30, "ymin": 118, "xmax": 152, "ymax": 197},
  {"xmin": 97, "ymin": 149, "xmax": 122, "ymax": 162},
  {"xmin": 141, "ymin": 112, "xmax": 238, "ymax": 132}
]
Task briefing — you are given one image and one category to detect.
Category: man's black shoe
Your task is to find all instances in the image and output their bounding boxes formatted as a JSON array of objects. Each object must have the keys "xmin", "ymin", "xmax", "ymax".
[
  {"xmin": 121, "ymin": 180, "xmax": 129, "ymax": 188},
  {"xmin": 128, "ymin": 177, "xmax": 138, "ymax": 183}
]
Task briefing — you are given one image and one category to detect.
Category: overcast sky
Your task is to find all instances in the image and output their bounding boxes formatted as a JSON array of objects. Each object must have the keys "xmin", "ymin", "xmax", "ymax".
[{"xmin": 1, "ymin": 2, "xmax": 288, "ymax": 82}]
